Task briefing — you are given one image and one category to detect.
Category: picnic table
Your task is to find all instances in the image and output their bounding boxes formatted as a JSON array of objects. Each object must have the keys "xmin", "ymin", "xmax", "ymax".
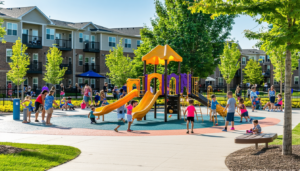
[{"xmin": 235, "ymin": 133, "xmax": 278, "ymax": 149}]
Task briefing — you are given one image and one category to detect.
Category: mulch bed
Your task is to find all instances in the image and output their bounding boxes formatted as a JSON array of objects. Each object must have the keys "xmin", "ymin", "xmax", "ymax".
[
  {"xmin": 225, "ymin": 145, "xmax": 300, "ymax": 170},
  {"xmin": 0, "ymin": 145, "xmax": 23, "ymax": 155}
]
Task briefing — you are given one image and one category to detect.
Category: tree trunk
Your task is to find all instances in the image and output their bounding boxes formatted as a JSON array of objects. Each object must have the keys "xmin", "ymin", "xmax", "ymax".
[
  {"xmin": 283, "ymin": 48, "xmax": 292, "ymax": 155},
  {"xmin": 227, "ymin": 83, "xmax": 230, "ymax": 93},
  {"xmin": 17, "ymin": 81, "xmax": 19, "ymax": 99},
  {"xmin": 21, "ymin": 81, "xmax": 24, "ymax": 101},
  {"xmin": 280, "ymin": 81, "xmax": 282, "ymax": 94}
]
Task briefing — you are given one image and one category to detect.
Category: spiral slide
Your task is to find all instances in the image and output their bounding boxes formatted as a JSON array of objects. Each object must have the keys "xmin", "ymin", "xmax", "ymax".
[
  {"xmin": 132, "ymin": 90, "xmax": 162, "ymax": 121},
  {"xmin": 93, "ymin": 89, "xmax": 139, "ymax": 116}
]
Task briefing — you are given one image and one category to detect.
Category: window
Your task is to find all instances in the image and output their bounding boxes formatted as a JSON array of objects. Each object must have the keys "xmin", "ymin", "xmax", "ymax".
[
  {"xmin": 294, "ymin": 76, "xmax": 299, "ymax": 85},
  {"xmin": 218, "ymin": 77, "xmax": 223, "ymax": 86},
  {"xmin": 248, "ymin": 56, "xmax": 255, "ymax": 61},
  {"xmin": 267, "ymin": 78, "xmax": 270, "ymax": 84},
  {"xmin": 137, "ymin": 40, "xmax": 142, "ymax": 47},
  {"xmin": 84, "ymin": 35, "xmax": 89, "ymax": 42},
  {"xmin": 91, "ymin": 57, "xmax": 95, "ymax": 69},
  {"xmin": 55, "ymin": 33, "xmax": 61, "ymax": 39},
  {"xmin": 125, "ymin": 39, "xmax": 131, "ymax": 48},
  {"xmin": 22, "ymin": 29, "xmax": 28, "ymax": 35},
  {"xmin": 33, "ymin": 77, "xmax": 38, "ymax": 89},
  {"xmin": 219, "ymin": 71, "xmax": 222, "ymax": 77},
  {"xmin": 68, "ymin": 79, "xmax": 72, "ymax": 86},
  {"xmin": 242, "ymin": 57, "xmax": 246, "ymax": 65},
  {"xmin": 6, "ymin": 49, "xmax": 12, "ymax": 62},
  {"xmin": 274, "ymin": 79, "xmax": 279, "ymax": 85},
  {"xmin": 91, "ymin": 35, "xmax": 95, "ymax": 42},
  {"xmin": 24, "ymin": 77, "xmax": 28, "ymax": 86},
  {"xmin": 46, "ymin": 28, "xmax": 55, "ymax": 40},
  {"xmin": 33, "ymin": 53, "xmax": 38, "ymax": 62},
  {"xmin": 84, "ymin": 79, "xmax": 89, "ymax": 85},
  {"xmin": 109, "ymin": 37, "xmax": 116, "ymax": 47},
  {"xmin": 7, "ymin": 22, "xmax": 17, "ymax": 36},
  {"xmin": 91, "ymin": 79, "xmax": 95, "ymax": 88},
  {"xmin": 78, "ymin": 78, "xmax": 83, "ymax": 84},
  {"xmin": 85, "ymin": 57, "xmax": 89, "ymax": 65},
  {"xmin": 267, "ymin": 55, "xmax": 270, "ymax": 62},
  {"xmin": 32, "ymin": 30, "xmax": 38, "ymax": 37},
  {"xmin": 259, "ymin": 56, "xmax": 265, "ymax": 63},
  {"xmin": 69, "ymin": 34, "xmax": 72, "ymax": 41},
  {"xmin": 267, "ymin": 65, "xmax": 270, "ymax": 71},
  {"xmin": 79, "ymin": 33, "xmax": 83, "ymax": 42},
  {"xmin": 78, "ymin": 55, "xmax": 83, "ymax": 66},
  {"xmin": 68, "ymin": 57, "xmax": 72, "ymax": 65}
]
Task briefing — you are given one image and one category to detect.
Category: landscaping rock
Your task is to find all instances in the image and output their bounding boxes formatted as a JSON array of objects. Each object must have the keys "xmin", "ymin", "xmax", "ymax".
[
  {"xmin": 225, "ymin": 145, "xmax": 300, "ymax": 170},
  {"xmin": 0, "ymin": 145, "xmax": 23, "ymax": 154}
]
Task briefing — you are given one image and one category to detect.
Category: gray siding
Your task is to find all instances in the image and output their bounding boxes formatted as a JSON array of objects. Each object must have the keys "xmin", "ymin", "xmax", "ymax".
[{"xmin": 22, "ymin": 9, "xmax": 50, "ymax": 24}]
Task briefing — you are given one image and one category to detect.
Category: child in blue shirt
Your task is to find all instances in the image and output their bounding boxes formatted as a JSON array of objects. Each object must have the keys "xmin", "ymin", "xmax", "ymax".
[
  {"xmin": 210, "ymin": 94, "xmax": 218, "ymax": 122},
  {"xmin": 255, "ymin": 97, "xmax": 262, "ymax": 110},
  {"xmin": 88, "ymin": 107, "xmax": 96, "ymax": 124},
  {"xmin": 94, "ymin": 92, "xmax": 100, "ymax": 106}
]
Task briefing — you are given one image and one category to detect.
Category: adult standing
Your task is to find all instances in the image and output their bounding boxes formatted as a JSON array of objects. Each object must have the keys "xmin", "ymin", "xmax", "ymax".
[
  {"xmin": 235, "ymin": 86, "xmax": 241, "ymax": 101},
  {"xmin": 34, "ymin": 90, "xmax": 48, "ymax": 123},
  {"xmin": 44, "ymin": 90, "xmax": 59, "ymax": 125},
  {"xmin": 122, "ymin": 83, "xmax": 127, "ymax": 94},
  {"xmin": 103, "ymin": 82, "xmax": 108, "ymax": 96},
  {"xmin": 113, "ymin": 86, "xmax": 118, "ymax": 99},
  {"xmin": 27, "ymin": 85, "xmax": 31, "ymax": 96},
  {"xmin": 269, "ymin": 85, "xmax": 276, "ymax": 111},
  {"xmin": 83, "ymin": 84, "xmax": 91, "ymax": 108},
  {"xmin": 264, "ymin": 82, "xmax": 268, "ymax": 91}
]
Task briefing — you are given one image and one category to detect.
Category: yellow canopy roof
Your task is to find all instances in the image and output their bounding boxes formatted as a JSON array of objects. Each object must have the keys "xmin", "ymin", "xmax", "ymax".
[{"xmin": 142, "ymin": 45, "xmax": 183, "ymax": 65}]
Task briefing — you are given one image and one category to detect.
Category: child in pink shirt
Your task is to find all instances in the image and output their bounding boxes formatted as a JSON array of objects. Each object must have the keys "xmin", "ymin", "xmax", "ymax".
[
  {"xmin": 126, "ymin": 100, "xmax": 138, "ymax": 132},
  {"xmin": 185, "ymin": 99, "xmax": 197, "ymax": 134}
]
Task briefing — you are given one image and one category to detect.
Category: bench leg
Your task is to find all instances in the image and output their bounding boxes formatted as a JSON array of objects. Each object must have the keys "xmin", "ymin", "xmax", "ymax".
[
  {"xmin": 255, "ymin": 143, "xmax": 258, "ymax": 149},
  {"xmin": 265, "ymin": 143, "xmax": 268, "ymax": 148}
]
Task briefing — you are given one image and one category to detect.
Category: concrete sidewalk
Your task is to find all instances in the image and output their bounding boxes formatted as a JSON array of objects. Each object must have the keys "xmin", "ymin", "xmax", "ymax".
[{"xmin": 0, "ymin": 109, "xmax": 299, "ymax": 171}]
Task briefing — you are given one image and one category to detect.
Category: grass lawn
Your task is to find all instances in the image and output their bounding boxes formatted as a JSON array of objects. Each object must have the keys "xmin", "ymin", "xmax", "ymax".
[
  {"xmin": 270, "ymin": 123, "xmax": 300, "ymax": 145},
  {"xmin": 0, "ymin": 142, "xmax": 81, "ymax": 171}
]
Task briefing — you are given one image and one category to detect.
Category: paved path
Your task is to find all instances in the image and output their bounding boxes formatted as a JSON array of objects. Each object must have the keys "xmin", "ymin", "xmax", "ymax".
[{"xmin": 0, "ymin": 108, "xmax": 299, "ymax": 171}]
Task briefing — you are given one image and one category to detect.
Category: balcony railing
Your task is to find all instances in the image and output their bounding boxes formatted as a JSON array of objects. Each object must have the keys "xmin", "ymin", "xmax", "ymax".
[
  {"xmin": 27, "ymin": 62, "xmax": 42, "ymax": 74},
  {"xmin": 83, "ymin": 64, "xmax": 100, "ymax": 73},
  {"xmin": 83, "ymin": 41, "xmax": 100, "ymax": 52},
  {"xmin": 22, "ymin": 34, "xmax": 42, "ymax": 49},
  {"xmin": 262, "ymin": 69, "xmax": 271, "ymax": 77},
  {"xmin": 60, "ymin": 64, "xmax": 72, "ymax": 74},
  {"xmin": 55, "ymin": 39, "xmax": 72, "ymax": 51}
]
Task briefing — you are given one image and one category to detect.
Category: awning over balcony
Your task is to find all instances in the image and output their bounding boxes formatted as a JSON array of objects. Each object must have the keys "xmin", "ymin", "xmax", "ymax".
[{"xmin": 76, "ymin": 70, "xmax": 106, "ymax": 78}]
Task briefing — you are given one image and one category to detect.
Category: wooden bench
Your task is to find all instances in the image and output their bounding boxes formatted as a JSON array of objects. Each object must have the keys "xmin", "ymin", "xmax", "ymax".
[{"xmin": 235, "ymin": 133, "xmax": 278, "ymax": 149}]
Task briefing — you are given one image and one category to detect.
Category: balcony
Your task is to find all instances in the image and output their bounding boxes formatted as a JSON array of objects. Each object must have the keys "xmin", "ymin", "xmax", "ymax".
[
  {"xmin": 60, "ymin": 64, "xmax": 72, "ymax": 74},
  {"xmin": 83, "ymin": 41, "xmax": 100, "ymax": 53},
  {"xmin": 22, "ymin": 34, "xmax": 42, "ymax": 49},
  {"xmin": 262, "ymin": 69, "xmax": 271, "ymax": 77},
  {"xmin": 27, "ymin": 62, "xmax": 42, "ymax": 74},
  {"xmin": 55, "ymin": 39, "xmax": 72, "ymax": 51},
  {"xmin": 83, "ymin": 64, "xmax": 100, "ymax": 73}
]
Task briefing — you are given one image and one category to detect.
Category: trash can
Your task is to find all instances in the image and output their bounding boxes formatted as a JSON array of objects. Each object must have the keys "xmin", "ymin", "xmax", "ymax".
[{"xmin": 13, "ymin": 98, "xmax": 20, "ymax": 120}]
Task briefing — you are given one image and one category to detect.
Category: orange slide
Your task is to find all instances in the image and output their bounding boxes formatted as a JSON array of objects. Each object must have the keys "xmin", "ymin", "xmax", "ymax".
[{"xmin": 93, "ymin": 89, "xmax": 139, "ymax": 116}]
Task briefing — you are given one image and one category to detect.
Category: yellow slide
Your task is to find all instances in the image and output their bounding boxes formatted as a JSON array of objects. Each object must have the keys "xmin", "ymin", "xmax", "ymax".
[
  {"xmin": 93, "ymin": 89, "xmax": 139, "ymax": 116},
  {"xmin": 215, "ymin": 104, "xmax": 227, "ymax": 117},
  {"xmin": 132, "ymin": 90, "xmax": 162, "ymax": 121}
]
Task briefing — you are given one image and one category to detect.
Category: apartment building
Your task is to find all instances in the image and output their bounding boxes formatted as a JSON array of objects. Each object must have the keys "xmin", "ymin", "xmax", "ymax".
[
  {"xmin": 200, "ymin": 48, "xmax": 300, "ymax": 88},
  {"xmin": 0, "ymin": 6, "xmax": 142, "ymax": 90}
]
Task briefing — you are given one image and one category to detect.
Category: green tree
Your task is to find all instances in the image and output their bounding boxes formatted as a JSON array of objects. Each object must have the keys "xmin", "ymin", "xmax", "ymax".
[
  {"xmin": 7, "ymin": 39, "xmax": 30, "ymax": 98},
  {"xmin": 242, "ymin": 59, "xmax": 263, "ymax": 85},
  {"xmin": 106, "ymin": 39, "xmax": 134, "ymax": 87},
  {"xmin": 218, "ymin": 42, "xmax": 240, "ymax": 92},
  {"xmin": 43, "ymin": 46, "xmax": 67, "ymax": 95},
  {"xmin": 189, "ymin": 0, "xmax": 300, "ymax": 155},
  {"xmin": 138, "ymin": 0, "xmax": 235, "ymax": 78}
]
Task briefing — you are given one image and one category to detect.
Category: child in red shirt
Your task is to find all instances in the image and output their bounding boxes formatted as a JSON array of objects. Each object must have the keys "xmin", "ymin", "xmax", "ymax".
[
  {"xmin": 126, "ymin": 100, "xmax": 138, "ymax": 132},
  {"xmin": 185, "ymin": 99, "xmax": 197, "ymax": 134}
]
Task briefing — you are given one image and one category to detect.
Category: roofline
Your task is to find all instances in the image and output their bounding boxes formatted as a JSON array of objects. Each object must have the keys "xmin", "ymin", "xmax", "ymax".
[
  {"xmin": 81, "ymin": 22, "xmax": 98, "ymax": 30},
  {"xmin": 0, "ymin": 16, "xmax": 20, "ymax": 21},
  {"xmin": 91, "ymin": 30, "xmax": 141, "ymax": 38},
  {"xmin": 18, "ymin": 6, "xmax": 53, "ymax": 24},
  {"xmin": 46, "ymin": 24, "xmax": 78, "ymax": 31}
]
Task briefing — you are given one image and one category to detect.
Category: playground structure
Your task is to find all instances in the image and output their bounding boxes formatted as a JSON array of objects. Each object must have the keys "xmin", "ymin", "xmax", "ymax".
[{"xmin": 94, "ymin": 44, "xmax": 228, "ymax": 122}]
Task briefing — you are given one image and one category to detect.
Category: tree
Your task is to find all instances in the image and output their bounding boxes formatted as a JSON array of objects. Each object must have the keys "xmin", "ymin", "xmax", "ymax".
[
  {"xmin": 262, "ymin": 44, "xmax": 299, "ymax": 93},
  {"xmin": 189, "ymin": 0, "xmax": 300, "ymax": 155},
  {"xmin": 106, "ymin": 39, "xmax": 134, "ymax": 87},
  {"xmin": 218, "ymin": 42, "xmax": 240, "ymax": 92},
  {"xmin": 242, "ymin": 59, "xmax": 264, "ymax": 85},
  {"xmin": 43, "ymin": 46, "xmax": 67, "ymax": 94},
  {"xmin": 7, "ymin": 39, "xmax": 30, "ymax": 98},
  {"xmin": 138, "ymin": 0, "xmax": 235, "ymax": 78}
]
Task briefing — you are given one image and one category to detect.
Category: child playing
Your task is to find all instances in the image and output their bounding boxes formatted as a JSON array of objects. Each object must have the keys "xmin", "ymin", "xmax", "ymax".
[
  {"xmin": 239, "ymin": 98, "xmax": 253, "ymax": 123},
  {"xmin": 274, "ymin": 93, "xmax": 283, "ymax": 112},
  {"xmin": 67, "ymin": 97, "xmax": 75, "ymax": 110},
  {"xmin": 94, "ymin": 92, "xmax": 100, "ymax": 106},
  {"xmin": 185, "ymin": 99, "xmax": 197, "ymax": 134},
  {"xmin": 81, "ymin": 100, "xmax": 86, "ymax": 109},
  {"xmin": 127, "ymin": 100, "xmax": 138, "ymax": 132},
  {"xmin": 21, "ymin": 95, "xmax": 34, "ymax": 123},
  {"xmin": 210, "ymin": 94, "xmax": 218, "ymax": 122},
  {"xmin": 255, "ymin": 97, "xmax": 262, "ymax": 110},
  {"xmin": 97, "ymin": 98, "xmax": 110, "ymax": 120},
  {"xmin": 114, "ymin": 95, "xmax": 126, "ymax": 132},
  {"xmin": 250, "ymin": 86, "xmax": 257, "ymax": 112},
  {"xmin": 88, "ymin": 107, "xmax": 96, "ymax": 124},
  {"xmin": 60, "ymin": 97, "xmax": 67, "ymax": 111},
  {"xmin": 247, "ymin": 120, "xmax": 261, "ymax": 134},
  {"xmin": 223, "ymin": 91, "xmax": 237, "ymax": 132}
]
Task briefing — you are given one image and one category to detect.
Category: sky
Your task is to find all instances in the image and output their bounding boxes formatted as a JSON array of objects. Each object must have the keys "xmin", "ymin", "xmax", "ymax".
[{"xmin": 3, "ymin": 0, "xmax": 267, "ymax": 49}]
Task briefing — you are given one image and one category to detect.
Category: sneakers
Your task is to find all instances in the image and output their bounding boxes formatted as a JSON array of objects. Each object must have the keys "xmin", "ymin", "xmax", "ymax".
[
  {"xmin": 239, "ymin": 121, "xmax": 242, "ymax": 123},
  {"xmin": 249, "ymin": 118, "xmax": 253, "ymax": 123},
  {"xmin": 35, "ymin": 120, "xmax": 39, "ymax": 122},
  {"xmin": 230, "ymin": 127, "xmax": 235, "ymax": 130},
  {"xmin": 222, "ymin": 129, "xmax": 227, "ymax": 132},
  {"xmin": 127, "ymin": 129, "xmax": 132, "ymax": 132},
  {"xmin": 186, "ymin": 130, "xmax": 189, "ymax": 134},
  {"xmin": 42, "ymin": 120, "xmax": 46, "ymax": 124},
  {"xmin": 191, "ymin": 131, "xmax": 194, "ymax": 134},
  {"xmin": 268, "ymin": 110, "xmax": 270, "ymax": 112}
]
